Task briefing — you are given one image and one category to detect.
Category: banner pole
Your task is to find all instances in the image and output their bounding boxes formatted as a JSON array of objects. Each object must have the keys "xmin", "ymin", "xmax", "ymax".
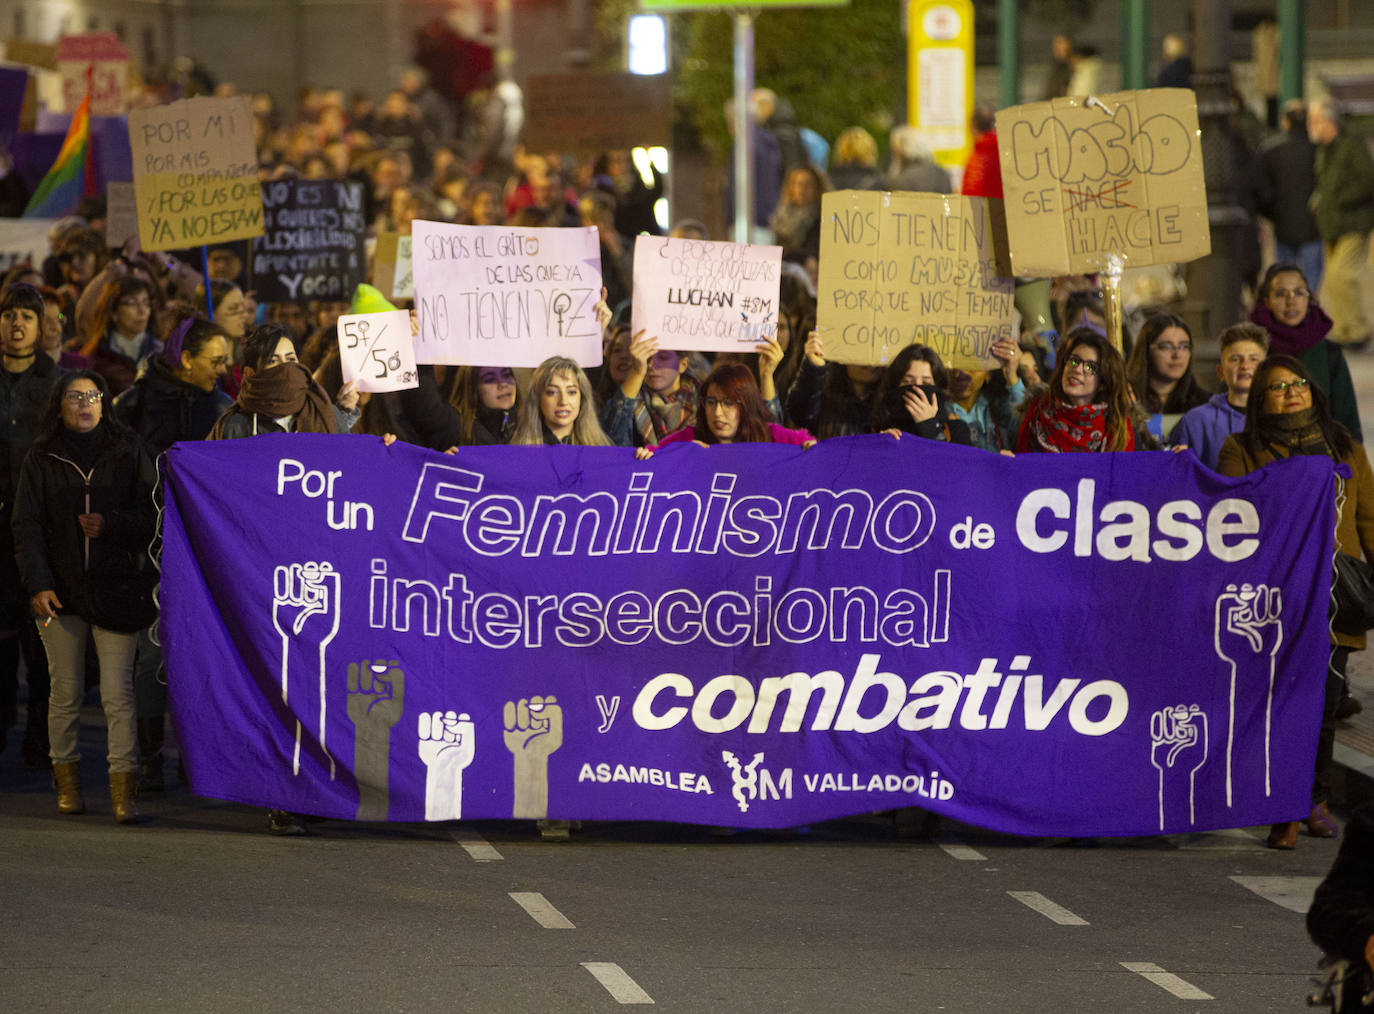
[{"xmin": 201, "ymin": 245, "xmax": 215, "ymax": 320}]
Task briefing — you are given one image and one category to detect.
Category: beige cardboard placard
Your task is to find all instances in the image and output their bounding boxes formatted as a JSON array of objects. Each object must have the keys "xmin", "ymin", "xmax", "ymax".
[
  {"xmin": 4, "ymin": 39, "xmax": 59, "ymax": 70},
  {"xmin": 523, "ymin": 72, "xmax": 670, "ymax": 155},
  {"xmin": 128, "ymin": 96, "xmax": 263, "ymax": 251},
  {"xmin": 816, "ymin": 189, "xmax": 1014, "ymax": 371},
  {"xmin": 996, "ymin": 88, "xmax": 1210, "ymax": 276},
  {"xmin": 372, "ymin": 233, "xmax": 413, "ymax": 301}
]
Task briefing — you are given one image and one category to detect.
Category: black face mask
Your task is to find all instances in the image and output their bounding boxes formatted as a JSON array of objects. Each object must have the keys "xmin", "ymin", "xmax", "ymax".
[{"xmin": 900, "ymin": 383, "xmax": 940, "ymax": 401}]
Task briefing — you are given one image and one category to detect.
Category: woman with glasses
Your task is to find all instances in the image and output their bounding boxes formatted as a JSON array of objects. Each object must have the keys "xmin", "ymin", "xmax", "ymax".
[
  {"xmin": 644, "ymin": 361, "xmax": 814, "ymax": 450},
  {"xmin": 194, "ymin": 279, "xmax": 252, "ymax": 398},
  {"xmin": 1016, "ymin": 328, "xmax": 1135, "ymax": 452},
  {"xmin": 1218, "ymin": 355, "xmax": 1374, "ymax": 849},
  {"xmin": 12, "ymin": 371, "xmax": 156, "ymax": 823},
  {"xmin": 870, "ymin": 344, "xmax": 973, "ymax": 445},
  {"xmin": 1250, "ymin": 263, "xmax": 1361, "ymax": 441},
  {"xmin": 80, "ymin": 275, "xmax": 162, "ymax": 395},
  {"xmin": 1126, "ymin": 313, "xmax": 1209, "ymax": 417}
]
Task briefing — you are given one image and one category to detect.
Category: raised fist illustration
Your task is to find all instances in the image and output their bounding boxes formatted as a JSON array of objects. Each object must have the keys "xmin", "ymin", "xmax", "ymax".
[
  {"xmin": 418, "ymin": 709, "xmax": 475, "ymax": 821},
  {"xmin": 504, "ymin": 696, "xmax": 563, "ymax": 819}
]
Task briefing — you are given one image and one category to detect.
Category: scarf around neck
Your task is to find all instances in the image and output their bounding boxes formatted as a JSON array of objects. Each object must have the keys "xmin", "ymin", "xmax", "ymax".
[
  {"xmin": 1255, "ymin": 406, "xmax": 1335, "ymax": 459},
  {"xmin": 1023, "ymin": 396, "xmax": 1115, "ymax": 452},
  {"xmin": 1249, "ymin": 302, "xmax": 1333, "ymax": 358},
  {"xmin": 209, "ymin": 361, "xmax": 336, "ymax": 438}
]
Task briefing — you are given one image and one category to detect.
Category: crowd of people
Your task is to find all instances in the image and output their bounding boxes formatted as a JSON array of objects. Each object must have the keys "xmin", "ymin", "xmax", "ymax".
[{"xmin": 0, "ymin": 67, "xmax": 1370, "ymax": 871}]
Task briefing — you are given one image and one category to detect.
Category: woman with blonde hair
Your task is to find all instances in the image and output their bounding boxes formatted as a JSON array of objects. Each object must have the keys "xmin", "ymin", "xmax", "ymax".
[
  {"xmin": 512, "ymin": 356, "xmax": 612, "ymax": 446},
  {"xmin": 830, "ymin": 126, "xmax": 883, "ymax": 191}
]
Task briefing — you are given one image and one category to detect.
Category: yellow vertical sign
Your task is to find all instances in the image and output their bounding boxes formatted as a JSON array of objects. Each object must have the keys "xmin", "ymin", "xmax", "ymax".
[{"xmin": 907, "ymin": 0, "xmax": 974, "ymax": 170}]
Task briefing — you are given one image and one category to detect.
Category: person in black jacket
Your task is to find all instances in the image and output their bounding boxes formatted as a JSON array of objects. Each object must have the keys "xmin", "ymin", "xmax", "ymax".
[
  {"xmin": 871, "ymin": 344, "xmax": 974, "ymax": 445},
  {"xmin": 12, "ymin": 370, "xmax": 155, "ymax": 823},
  {"xmin": 1259, "ymin": 100, "xmax": 1325, "ymax": 291},
  {"xmin": 0, "ymin": 282, "xmax": 61, "ymax": 769},
  {"xmin": 112, "ymin": 315, "xmax": 232, "ymax": 791},
  {"xmin": 1308, "ymin": 801, "xmax": 1374, "ymax": 1010}
]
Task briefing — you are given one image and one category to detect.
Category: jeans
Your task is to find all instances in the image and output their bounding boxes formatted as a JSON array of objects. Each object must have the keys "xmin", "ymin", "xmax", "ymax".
[
  {"xmin": 39, "ymin": 615, "xmax": 137, "ymax": 773},
  {"xmin": 1273, "ymin": 240, "xmax": 1324, "ymax": 297}
]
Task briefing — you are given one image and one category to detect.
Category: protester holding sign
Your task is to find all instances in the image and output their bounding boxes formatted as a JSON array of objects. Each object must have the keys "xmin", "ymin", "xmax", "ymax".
[
  {"xmin": 1218, "ymin": 355, "xmax": 1374, "ymax": 849},
  {"xmin": 786, "ymin": 330, "xmax": 882, "ymax": 440},
  {"xmin": 512, "ymin": 356, "xmax": 612, "ymax": 447},
  {"xmin": 870, "ymin": 345, "xmax": 973, "ymax": 446},
  {"xmin": 648, "ymin": 362, "xmax": 814, "ymax": 451},
  {"xmin": 80, "ymin": 275, "xmax": 162, "ymax": 395},
  {"xmin": 1016, "ymin": 328, "xmax": 1135, "ymax": 453},
  {"xmin": 207, "ymin": 324, "xmax": 358, "ymax": 440},
  {"xmin": 13, "ymin": 371, "xmax": 156, "ymax": 823},
  {"xmin": 946, "ymin": 337, "xmax": 1028, "ymax": 452},
  {"xmin": 1249, "ymin": 263, "xmax": 1361, "ymax": 442},
  {"xmin": 113, "ymin": 315, "xmax": 233, "ymax": 791}
]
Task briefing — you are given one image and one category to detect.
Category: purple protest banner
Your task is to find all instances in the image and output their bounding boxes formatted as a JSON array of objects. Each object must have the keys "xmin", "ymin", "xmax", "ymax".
[{"xmin": 162, "ymin": 435, "xmax": 1335, "ymax": 836}]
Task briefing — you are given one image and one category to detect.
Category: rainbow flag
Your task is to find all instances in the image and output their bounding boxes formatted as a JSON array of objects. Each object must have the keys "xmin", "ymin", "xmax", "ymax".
[{"xmin": 22, "ymin": 73, "xmax": 96, "ymax": 218}]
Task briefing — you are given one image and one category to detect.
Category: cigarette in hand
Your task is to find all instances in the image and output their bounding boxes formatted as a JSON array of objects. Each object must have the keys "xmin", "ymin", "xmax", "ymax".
[{"xmin": 43, "ymin": 617, "xmax": 52, "ymax": 627}]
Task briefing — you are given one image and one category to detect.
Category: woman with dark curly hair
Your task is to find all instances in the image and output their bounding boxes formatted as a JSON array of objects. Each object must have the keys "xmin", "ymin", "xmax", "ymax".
[{"xmin": 1016, "ymin": 328, "xmax": 1135, "ymax": 453}]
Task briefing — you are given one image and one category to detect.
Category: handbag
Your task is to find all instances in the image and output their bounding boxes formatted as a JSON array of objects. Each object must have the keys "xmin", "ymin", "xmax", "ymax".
[{"xmin": 1332, "ymin": 551, "xmax": 1374, "ymax": 636}]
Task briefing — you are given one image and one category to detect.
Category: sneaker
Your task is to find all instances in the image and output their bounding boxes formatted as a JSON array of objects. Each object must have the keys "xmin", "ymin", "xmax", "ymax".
[
  {"xmin": 266, "ymin": 809, "xmax": 308, "ymax": 836},
  {"xmin": 1335, "ymin": 692, "xmax": 1363, "ymax": 720}
]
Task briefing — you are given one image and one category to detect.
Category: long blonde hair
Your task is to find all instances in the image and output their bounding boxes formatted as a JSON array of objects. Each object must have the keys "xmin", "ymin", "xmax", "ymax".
[{"xmin": 511, "ymin": 356, "xmax": 612, "ymax": 446}]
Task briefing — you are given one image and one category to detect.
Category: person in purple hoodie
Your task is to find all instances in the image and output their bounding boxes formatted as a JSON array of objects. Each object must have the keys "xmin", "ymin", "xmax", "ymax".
[
  {"xmin": 1168, "ymin": 322, "xmax": 1268, "ymax": 470},
  {"xmin": 1250, "ymin": 262, "xmax": 1361, "ymax": 441}
]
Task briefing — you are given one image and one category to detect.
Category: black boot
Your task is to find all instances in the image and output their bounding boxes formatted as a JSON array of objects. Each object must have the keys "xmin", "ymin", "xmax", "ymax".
[{"xmin": 137, "ymin": 716, "xmax": 166, "ymax": 793}]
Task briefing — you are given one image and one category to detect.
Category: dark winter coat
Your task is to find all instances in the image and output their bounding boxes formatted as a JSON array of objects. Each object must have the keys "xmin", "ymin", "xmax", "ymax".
[
  {"xmin": 11, "ymin": 424, "xmax": 155, "ymax": 625},
  {"xmin": 113, "ymin": 357, "xmax": 234, "ymax": 458}
]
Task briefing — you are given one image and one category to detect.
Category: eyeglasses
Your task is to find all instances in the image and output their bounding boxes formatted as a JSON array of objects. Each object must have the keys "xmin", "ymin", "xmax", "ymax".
[
  {"xmin": 63, "ymin": 390, "xmax": 102, "ymax": 405},
  {"xmin": 1265, "ymin": 377, "xmax": 1310, "ymax": 394},
  {"xmin": 1065, "ymin": 354, "xmax": 1100, "ymax": 377},
  {"xmin": 1271, "ymin": 288, "xmax": 1310, "ymax": 301},
  {"xmin": 705, "ymin": 397, "xmax": 740, "ymax": 410},
  {"xmin": 1153, "ymin": 342, "xmax": 1191, "ymax": 354},
  {"xmin": 196, "ymin": 355, "xmax": 230, "ymax": 368},
  {"xmin": 117, "ymin": 298, "xmax": 152, "ymax": 310}
]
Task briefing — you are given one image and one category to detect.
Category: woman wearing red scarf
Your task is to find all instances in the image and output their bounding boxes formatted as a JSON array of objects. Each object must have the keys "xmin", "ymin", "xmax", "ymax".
[
  {"xmin": 1016, "ymin": 328, "xmax": 1135, "ymax": 453},
  {"xmin": 1250, "ymin": 263, "xmax": 1361, "ymax": 441}
]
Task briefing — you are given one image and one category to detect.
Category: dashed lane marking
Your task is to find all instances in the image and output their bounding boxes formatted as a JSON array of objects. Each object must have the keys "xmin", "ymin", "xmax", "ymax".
[
  {"xmin": 938, "ymin": 842, "xmax": 987, "ymax": 861},
  {"xmin": 1121, "ymin": 962, "xmax": 1214, "ymax": 1000},
  {"xmin": 1007, "ymin": 891, "xmax": 1089, "ymax": 925},
  {"xmin": 582, "ymin": 962, "xmax": 654, "ymax": 1004},
  {"xmin": 450, "ymin": 829, "xmax": 503, "ymax": 862},
  {"xmin": 509, "ymin": 891, "xmax": 575, "ymax": 929}
]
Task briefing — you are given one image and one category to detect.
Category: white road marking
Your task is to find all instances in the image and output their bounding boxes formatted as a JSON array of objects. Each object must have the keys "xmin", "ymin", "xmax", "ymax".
[
  {"xmin": 1229, "ymin": 875, "xmax": 1323, "ymax": 914},
  {"xmin": 582, "ymin": 962, "xmax": 654, "ymax": 1004},
  {"xmin": 938, "ymin": 843, "xmax": 987, "ymax": 861},
  {"xmin": 509, "ymin": 891, "xmax": 575, "ymax": 929},
  {"xmin": 449, "ymin": 830, "xmax": 503, "ymax": 862},
  {"xmin": 1121, "ymin": 962, "xmax": 1214, "ymax": 1000},
  {"xmin": 1007, "ymin": 891, "xmax": 1088, "ymax": 925}
]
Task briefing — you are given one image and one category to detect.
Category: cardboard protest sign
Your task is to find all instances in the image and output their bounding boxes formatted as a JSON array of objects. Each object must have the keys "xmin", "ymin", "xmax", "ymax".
[
  {"xmin": 816, "ymin": 190, "xmax": 1014, "ymax": 370},
  {"xmin": 128, "ymin": 96, "xmax": 263, "ymax": 252},
  {"xmin": 372, "ymin": 233, "xmax": 413, "ymax": 301},
  {"xmin": 105, "ymin": 181, "xmax": 138, "ymax": 248},
  {"xmin": 996, "ymin": 88, "xmax": 1210, "ymax": 276},
  {"xmin": 57, "ymin": 33, "xmax": 129, "ymax": 116},
  {"xmin": 337, "ymin": 310, "xmax": 418, "ymax": 393},
  {"xmin": 524, "ymin": 72, "xmax": 670, "ymax": 154},
  {"xmin": 251, "ymin": 179, "xmax": 367, "ymax": 303},
  {"xmin": 631, "ymin": 236, "xmax": 781, "ymax": 352},
  {"xmin": 411, "ymin": 220, "xmax": 603, "ymax": 368}
]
